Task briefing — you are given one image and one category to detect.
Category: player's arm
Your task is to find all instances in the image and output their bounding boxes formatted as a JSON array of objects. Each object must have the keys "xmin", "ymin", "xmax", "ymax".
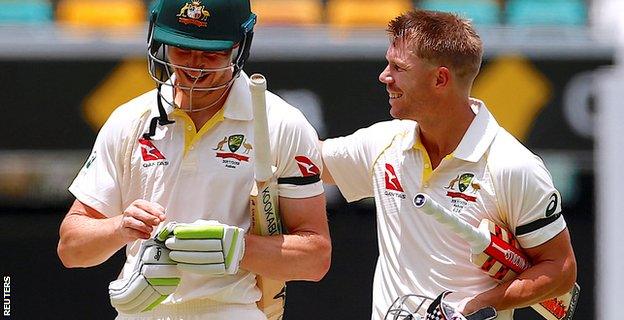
[
  {"xmin": 462, "ymin": 228, "xmax": 577, "ymax": 314},
  {"xmin": 57, "ymin": 199, "xmax": 165, "ymax": 268},
  {"xmin": 240, "ymin": 193, "xmax": 331, "ymax": 282}
]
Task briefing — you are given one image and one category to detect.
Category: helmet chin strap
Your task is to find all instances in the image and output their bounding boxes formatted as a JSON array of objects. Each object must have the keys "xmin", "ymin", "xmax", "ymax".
[{"xmin": 143, "ymin": 84, "xmax": 176, "ymax": 140}]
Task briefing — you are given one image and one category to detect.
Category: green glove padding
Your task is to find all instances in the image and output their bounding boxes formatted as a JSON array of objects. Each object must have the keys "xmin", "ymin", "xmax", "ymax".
[{"xmin": 161, "ymin": 220, "xmax": 245, "ymax": 276}]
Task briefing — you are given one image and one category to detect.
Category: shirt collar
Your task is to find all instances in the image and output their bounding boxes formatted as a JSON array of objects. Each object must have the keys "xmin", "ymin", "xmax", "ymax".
[
  {"xmin": 150, "ymin": 72, "xmax": 253, "ymax": 121},
  {"xmin": 401, "ymin": 98, "xmax": 500, "ymax": 162},
  {"xmin": 400, "ymin": 122, "xmax": 419, "ymax": 151},
  {"xmin": 221, "ymin": 71, "xmax": 253, "ymax": 121},
  {"xmin": 453, "ymin": 98, "xmax": 500, "ymax": 162}
]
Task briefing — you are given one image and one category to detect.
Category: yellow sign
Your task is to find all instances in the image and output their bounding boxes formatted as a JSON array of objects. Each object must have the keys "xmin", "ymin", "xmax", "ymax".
[
  {"xmin": 472, "ymin": 55, "xmax": 552, "ymax": 141},
  {"xmin": 83, "ymin": 59, "xmax": 154, "ymax": 130}
]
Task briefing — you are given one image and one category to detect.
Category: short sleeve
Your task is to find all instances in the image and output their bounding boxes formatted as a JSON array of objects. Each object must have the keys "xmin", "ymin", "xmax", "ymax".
[
  {"xmin": 270, "ymin": 100, "xmax": 324, "ymax": 199},
  {"xmin": 322, "ymin": 121, "xmax": 403, "ymax": 202},
  {"xmin": 68, "ymin": 112, "xmax": 125, "ymax": 217},
  {"xmin": 493, "ymin": 154, "xmax": 566, "ymax": 248}
]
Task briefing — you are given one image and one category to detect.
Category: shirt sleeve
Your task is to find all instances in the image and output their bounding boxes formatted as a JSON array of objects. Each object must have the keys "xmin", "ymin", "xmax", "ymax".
[
  {"xmin": 270, "ymin": 98, "xmax": 324, "ymax": 199},
  {"xmin": 493, "ymin": 153, "xmax": 566, "ymax": 248},
  {"xmin": 68, "ymin": 110, "xmax": 126, "ymax": 217},
  {"xmin": 322, "ymin": 121, "xmax": 401, "ymax": 202}
]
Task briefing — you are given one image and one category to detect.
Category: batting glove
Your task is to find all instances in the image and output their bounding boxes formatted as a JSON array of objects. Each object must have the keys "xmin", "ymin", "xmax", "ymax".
[
  {"xmin": 426, "ymin": 291, "xmax": 497, "ymax": 320},
  {"xmin": 160, "ymin": 220, "xmax": 245, "ymax": 276},
  {"xmin": 108, "ymin": 238, "xmax": 181, "ymax": 314}
]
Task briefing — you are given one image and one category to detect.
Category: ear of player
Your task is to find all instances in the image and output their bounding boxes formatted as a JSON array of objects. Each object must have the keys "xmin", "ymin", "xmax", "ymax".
[
  {"xmin": 426, "ymin": 291, "xmax": 497, "ymax": 320},
  {"xmin": 160, "ymin": 219, "xmax": 246, "ymax": 275},
  {"xmin": 109, "ymin": 239, "xmax": 181, "ymax": 314}
]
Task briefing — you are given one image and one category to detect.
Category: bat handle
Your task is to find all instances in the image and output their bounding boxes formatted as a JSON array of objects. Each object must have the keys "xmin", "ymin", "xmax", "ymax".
[
  {"xmin": 413, "ymin": 193, "xmax": 490, "ymax": 253},
  {"xmin": 249, "ymin": 73, "xmax": 273, "ymax": 182}
]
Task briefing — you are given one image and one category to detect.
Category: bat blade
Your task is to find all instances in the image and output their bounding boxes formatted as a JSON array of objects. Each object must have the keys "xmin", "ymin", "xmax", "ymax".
[
  {"xmin": 414, "ymin": 193, "xmax": 579, "ymax": 320},
  {"xmin": 250, "ymin": 179, "xmax": 283, "ymax": 236},
  {"xmin": 249, "ymin": 73, "xmax": 286, "ymax": 320},
  {"xmin": 249, "ymin": 180, "xmax": 285, "ymax": 320},
  {"xmin": 533, "ymin": 283, "xmax": 580, "ymax": 320},
  {"xmin": 472, "ymin": 220, "xmax": 521, "ymax": 283}
]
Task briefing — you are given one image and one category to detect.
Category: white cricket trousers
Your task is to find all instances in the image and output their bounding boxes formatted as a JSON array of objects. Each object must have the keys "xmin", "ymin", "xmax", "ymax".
[{"xmin": 115, "ymin": 299, "xmax": 267, "ymax": 320}]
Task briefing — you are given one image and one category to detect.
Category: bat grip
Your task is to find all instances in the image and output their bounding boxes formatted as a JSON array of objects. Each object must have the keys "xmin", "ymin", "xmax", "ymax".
[
  {"xmin": 413, "ymin": 193, "xmax": 490, "ymax": 253},
  {"xmin": 249, "ymin": 73, "xmax": 273, "ymax": 182}
]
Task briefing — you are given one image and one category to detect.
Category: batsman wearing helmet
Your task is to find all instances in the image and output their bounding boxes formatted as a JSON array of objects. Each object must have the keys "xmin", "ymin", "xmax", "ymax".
[
  {"xmin": 57, "ymin": 0, "xmax": 331, "ymax": 319},
  {"xmin": 321, "ymin": 9, "xmax": 577, "ymax": 320}
]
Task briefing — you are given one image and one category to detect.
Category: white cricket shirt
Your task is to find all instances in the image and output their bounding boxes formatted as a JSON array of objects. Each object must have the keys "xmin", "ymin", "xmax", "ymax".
[
  {"xmin": 323, "ymin": 99, "xmax": 566, "ymax": 320},
  {"xmin": 70, "ymin": 72, "xmax": 324, "ymax": 306}
]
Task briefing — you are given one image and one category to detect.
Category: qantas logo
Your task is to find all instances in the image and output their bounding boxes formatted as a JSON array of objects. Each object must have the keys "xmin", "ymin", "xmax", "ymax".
[
  {"xmin": 384, "ymin": 164, "xmax": 404, "ymax": 192},
  {"xmin": 384, "ymin": 163, "xmax": 406, "ymax": 199},
  {"xmin": 295, "ymin": 156, "xmax": 320, "ymax": 177},
  {"xmin": 139, "ymin": 138, "xmax": 166, "ymax": 161},
  {"xmin": 138, "ymin": 138, "xmax": 169, "ymax": 167}
]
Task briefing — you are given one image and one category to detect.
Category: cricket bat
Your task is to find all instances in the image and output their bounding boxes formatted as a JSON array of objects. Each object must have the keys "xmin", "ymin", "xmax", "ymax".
[
  {"xmin": 249, "ymin": 73, "xmax": 286, "ymax": 320},
  {"xmin": 413, "ymin": 193, "xmax": 579, "ymax": 320}
]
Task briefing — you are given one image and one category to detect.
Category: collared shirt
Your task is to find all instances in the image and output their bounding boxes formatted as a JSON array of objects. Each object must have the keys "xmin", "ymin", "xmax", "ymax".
[
  {"xmin": 323, "ymin": 99, "xmax": 565, "ymax": 320},
  {"xmin": 70, "ymin": 72, "xmax": 324, "ymax": 306}
]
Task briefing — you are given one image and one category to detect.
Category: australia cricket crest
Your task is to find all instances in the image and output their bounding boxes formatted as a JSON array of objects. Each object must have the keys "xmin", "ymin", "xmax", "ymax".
[
  {"xmin": 177, "ymin": 0, "xmax": 210, "ymax": 27},
  {"xmin": 214, "ymin": 134, "xmax": 252, "ymax": 169},
  {"xmin": 445, "ymin": 172, "xmax": 480, "ymax": 212}
]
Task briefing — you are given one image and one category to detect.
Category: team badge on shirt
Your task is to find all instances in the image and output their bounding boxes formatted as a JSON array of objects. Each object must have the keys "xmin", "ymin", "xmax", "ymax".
[
  {"xmin": 177, "ymin": 0, "xmax": 210, "ymax": 27},
  {"xmin": 384, "ymin": 163, "xmax": 406, "ymax": 199},
  {"xmin": 445, "ymin": 172, "xmax": 480, "ymax": 211},
  {"xmin": 139, "ymin": 138, "xmax": 169, "ymax": 168},
  {"xmin": 213, "ymin": 134, "xmax": 251, "ymax": 169}
]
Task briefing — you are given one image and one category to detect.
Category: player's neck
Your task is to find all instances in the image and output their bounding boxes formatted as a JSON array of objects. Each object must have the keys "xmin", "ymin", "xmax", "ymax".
[
  {"xmin": 175, "ymin": 89, "xmax": 229, "ymax": 130},
  {"xmin": 186, "ymin": 106, "xmax": 223, "ymax": 130},
  {"xmin": 418, "ymin": 100, "xmax": 474, "ymax": 168}
]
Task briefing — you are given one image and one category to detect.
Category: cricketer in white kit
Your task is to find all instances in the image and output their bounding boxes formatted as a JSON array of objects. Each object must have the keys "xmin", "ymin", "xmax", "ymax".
[
  {"xmin": 58, "ymin": 0, "xmax": 331, "ymax": 319},
  {"xmin": 321, "ymin": 9, "xmax": 577, "ymax": 320}
]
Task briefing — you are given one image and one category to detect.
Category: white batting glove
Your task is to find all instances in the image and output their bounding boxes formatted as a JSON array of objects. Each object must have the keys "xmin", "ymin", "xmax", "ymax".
[
  {"xmin": 109, "ymin": 238, "xmax": 181, "ymax": 314},
  {"xmin": 161, "ymin": 220, "xmax": 245, "ymax": 276}
]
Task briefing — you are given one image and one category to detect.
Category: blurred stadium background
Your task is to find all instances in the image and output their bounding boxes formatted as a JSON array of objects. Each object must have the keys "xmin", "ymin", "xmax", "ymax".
[{"xmin": 1, "ymin": 0, "xmax": 622, "ymax": 319}]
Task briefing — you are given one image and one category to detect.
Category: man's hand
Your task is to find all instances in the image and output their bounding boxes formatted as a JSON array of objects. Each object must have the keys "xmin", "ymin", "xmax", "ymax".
[
  {"xmin": 117, "ymin": 200, "xmax": 166, "ymax": 241},
  {"xmin": 109, "ymin": 238, "xmax": 180, "ymax": 313},
  {"xmin": 426, "ymin": 291, "xmax": 497, "ymax": 320},
  {"xmin": 161, "ymin": 220, "xmax": 245, "ymax": 275},
  {"xmin": 460, "ymin": 296, "xmax": 490, "ymax": 317}
]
